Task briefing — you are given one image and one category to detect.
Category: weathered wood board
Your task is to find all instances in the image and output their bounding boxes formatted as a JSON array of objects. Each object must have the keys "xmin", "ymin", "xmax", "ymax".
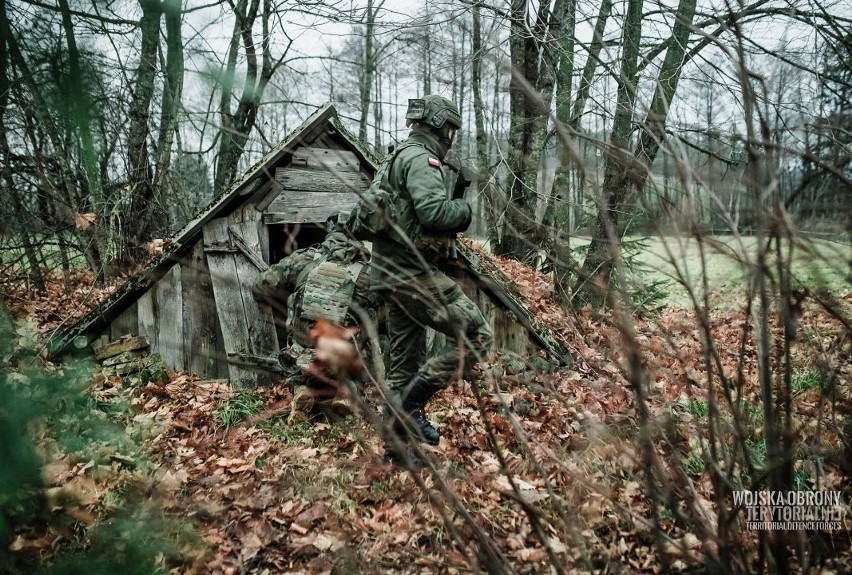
[
  {"xmin": 264, "ymin": 191, "xmax": 359, "ymax": 224},
  {"xmin": 110, "ymin": 302, "xmax": 138, "ymax": 341},
  {"xmin": 203, "ymin": 217, "xmax": 279, "ymax": 387},
  {"xmin": 93, "ymin": 335, "xmax": 149, "ymax": 361},
  {"xmin": 158, "ymin": 265, "xmax": 184, "ymax": 371},
  {"xmin": 277, "ymin": 166, "xmax": 370, "ymax": 194},
  {"xmin": 260, "ymin": 146, "xmax": 369, "ymax": 224},
  {"xmin": 136, "ymin": 266, "xmax": 184, "ymax": 371},
  {"xmin": 233, "ymin": 219, "xmax": 278, "ymax": 357},
  {"xmin": 137, "ymin": 289, "xmax": 158, "ymax": 352},
  {"xmin": 182, "ymin": 242, "xmax": 224, "ymax": 378},
  {"xmin": 292, "ymin": 147, "xmax": 360, "ymax": 171}
]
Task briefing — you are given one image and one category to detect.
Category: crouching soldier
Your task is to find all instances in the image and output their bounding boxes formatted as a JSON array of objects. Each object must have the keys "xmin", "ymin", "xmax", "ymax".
[{"xmin": 253, "ymin": 214, "xmax": 381, "ymax": 423}]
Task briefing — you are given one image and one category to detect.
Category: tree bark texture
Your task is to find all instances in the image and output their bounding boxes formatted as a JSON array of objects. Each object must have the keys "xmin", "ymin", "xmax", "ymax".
[
  {"xmin": 359, "ymin": 0, "xmax": 375, "ymax": 145},
  {"xmin": 574, "ymin": 0, "xmax": 643, "ymax": 305},
  {"xmin": 471, "ymin": 2, "xmax": 498, "ymax": 246},
  {"xmin": 125, "ymin": 0, "xmax": 161, "ymax": 261},
  {"xmin": 499, "ymin": 0, "xmax": 570, "ymax": 262},
  {"xmin": 154, "ymin": 0, "xmax": 184, "ymax": 209},
  {"xmin": 213, "ymin": 0, "xmax": 278, "ymax": 195},
  {"xmin": 498, "ymin": 0, "xmax": 536, "ymax": 260}
]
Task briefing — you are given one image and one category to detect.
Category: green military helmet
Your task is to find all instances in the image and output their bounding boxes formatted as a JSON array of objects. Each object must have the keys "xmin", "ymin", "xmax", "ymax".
[{"xmin": 405, "ymin": 95, "xmax": 462, "ymax": 130}]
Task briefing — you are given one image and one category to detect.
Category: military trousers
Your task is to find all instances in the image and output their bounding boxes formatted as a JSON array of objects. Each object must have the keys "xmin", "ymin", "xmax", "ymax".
[{"xmin": 380, "ymin": 271, "xmax": 494, "ymax": 400}]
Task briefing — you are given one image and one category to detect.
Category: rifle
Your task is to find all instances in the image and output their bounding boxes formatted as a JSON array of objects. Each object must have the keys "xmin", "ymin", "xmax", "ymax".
[{"xmin": 443, "ymin": 157, "xmax": 473, "ymax": 261}]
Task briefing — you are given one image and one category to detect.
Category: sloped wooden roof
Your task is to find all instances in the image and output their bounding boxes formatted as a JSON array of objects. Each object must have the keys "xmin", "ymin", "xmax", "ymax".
[{"xmin": 50, "ymin": 104, "xmax": 357, "ymax": 356}]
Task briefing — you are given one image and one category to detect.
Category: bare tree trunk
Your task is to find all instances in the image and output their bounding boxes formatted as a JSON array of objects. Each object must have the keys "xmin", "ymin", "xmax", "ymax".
[
  {"xmin": 498, "ymin": 0, "xmax": 534, "ymax": 259},
  {"xmin": 125, "ymin": 0, "xmax": 161, "ymax": 262},
  {"xmin": 634, "ymin": 0, "xmax": 698, "ymax": 171},
  {"xmin": 574, "ymin": 0, "xmax": 643, "ymax": 305},
  {"xmin": 153, "ymin": 0, "xmax": 184, "ymax": 230},
  {"xmin": 471, "ymin": 2, "xmax": 496, "ymax": 246},
  {"xmin": 570, "ymin": 0, "xmax": 612, "ymax": 131},
  {"xmin": 574, "ymin": 0, "xmax": 697, "ymax": 307},
  {"xmin": 499, "ymin": 0, "xmax": 571, "ymax": 262},
  {"xmin": 213, "ymin": 0, "xmax": 283, "ymax": 194},
  {"xmin": 548, "ymin": 0, "xmax": 577, "ymax": 305},
  {"xmin": 373, "ymin": 69, "xmax": 382, "ymax": 154},
  {"xmin": 359, "ymin": 0, "xmax": 375, "ymax": 144},
  {"xmin": 524, "ymin": 0, "xmax": 561, "ymax": 209}
]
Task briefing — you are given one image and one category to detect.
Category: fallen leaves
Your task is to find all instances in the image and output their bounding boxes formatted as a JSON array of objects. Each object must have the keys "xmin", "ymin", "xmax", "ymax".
[
  {"xmin": 4, "ymin": 242, "xmax": 852, "ymax": 574},
  {"xmin": 74, "ymin": 212, "xmax": 97, "ymax": 230},
  {"xmin": 0, "ymin": 267, "xmax": 121, "ymax": 335}
]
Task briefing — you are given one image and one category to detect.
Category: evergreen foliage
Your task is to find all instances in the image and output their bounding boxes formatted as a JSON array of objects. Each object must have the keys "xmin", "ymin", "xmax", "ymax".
[{"xmin": 0, "ymin": 301, "xmax": 192, "ymax": 574}]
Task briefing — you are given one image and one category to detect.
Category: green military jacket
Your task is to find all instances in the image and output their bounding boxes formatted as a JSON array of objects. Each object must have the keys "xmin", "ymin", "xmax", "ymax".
[{"xmin": 370, "ymin": 129, "xmax": 472, "ymax": 290}]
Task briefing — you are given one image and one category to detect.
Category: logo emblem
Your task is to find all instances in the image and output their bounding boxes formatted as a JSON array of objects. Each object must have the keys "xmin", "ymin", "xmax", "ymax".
[{"xmin": 428, "ymin": 157, "xmax": 441, "ymax": 168}]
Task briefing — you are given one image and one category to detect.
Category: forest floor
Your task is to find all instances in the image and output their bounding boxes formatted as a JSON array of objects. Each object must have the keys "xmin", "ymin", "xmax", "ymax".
[{"xmin": 2, "ymin": 239, "xmax": 852, "ymax": 574}]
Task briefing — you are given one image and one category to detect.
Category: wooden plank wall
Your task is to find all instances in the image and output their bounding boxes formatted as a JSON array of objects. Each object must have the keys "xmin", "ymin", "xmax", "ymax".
[
  {"xmin": 263, "ymin": 147, "xmax": 368, "ymax": 224},
  {"xmin": 110, "ymin": 302, "xmax": 138, "ymax": 341},
  {"xmin": 203, "ymin": 216, "xmax": 279, "ymax": 387},
  {"xmin": 136, "ymin": 266, "xmax": 185, "ymax": 372},
  {"xmin": 160, "ymin": 266, "xmax": 184, "ymax": 371},
  {"xmin": 181, "ymin": 242, "xmax": 224, "ymax": 378},
  {"xmin": 130, "ymin": 242, "xmax": 233, "ymax": 379}
]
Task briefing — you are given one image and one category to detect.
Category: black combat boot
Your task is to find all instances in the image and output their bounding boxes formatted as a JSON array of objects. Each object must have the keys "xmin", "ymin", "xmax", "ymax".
[
  {"xmin": 400, "ymin": 376, "xmax": 441, "ymax": 446},
  {"xmin": 382, "ymin": 403, "xmax": 428, "ymax": 468}
]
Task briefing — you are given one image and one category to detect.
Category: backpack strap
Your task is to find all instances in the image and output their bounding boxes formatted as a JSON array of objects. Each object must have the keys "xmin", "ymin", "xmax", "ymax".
[
  {"xmin": 376, "ymin": 142, "xmax": 430, "ymax": 246},
  {"xmin": 376, "ymin": 142, "xmax": 424, "ymax": 188}
]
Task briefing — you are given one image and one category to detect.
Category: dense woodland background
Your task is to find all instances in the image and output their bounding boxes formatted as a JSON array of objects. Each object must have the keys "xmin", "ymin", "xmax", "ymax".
[{"xmin": 0, "ymin": 0, "xmax": 851, "ymax": 573}]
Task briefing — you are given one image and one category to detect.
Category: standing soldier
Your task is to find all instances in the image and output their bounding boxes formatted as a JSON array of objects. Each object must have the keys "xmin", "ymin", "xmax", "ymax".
[
  {"xmin": 370, "ymin": 95, "xmax": 494, "ymax": 465},
  {"xmin": 253, "ymin": 214, "xmax": 380, "ymax": 423}
]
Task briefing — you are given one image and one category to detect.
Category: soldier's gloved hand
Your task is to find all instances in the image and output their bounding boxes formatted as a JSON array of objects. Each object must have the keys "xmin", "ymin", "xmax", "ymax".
[
  {"xmin": 451, "ymin": 200, "xmax": 473, "ymax": 233},
  {"xmin": 452, "ymin": 166, "xmax": 473, "ymax": 200}
]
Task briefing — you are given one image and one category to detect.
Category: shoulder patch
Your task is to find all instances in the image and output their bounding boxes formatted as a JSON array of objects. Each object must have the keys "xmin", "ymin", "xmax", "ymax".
[{"xmin": 427, "ymin": 157, "xmax": 442, "ymax": 168}]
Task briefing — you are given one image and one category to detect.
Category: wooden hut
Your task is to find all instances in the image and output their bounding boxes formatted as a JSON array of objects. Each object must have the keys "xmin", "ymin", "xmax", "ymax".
[{"xmin": 51, "ymin": 104, "xmax": 568, "ymax": 386}]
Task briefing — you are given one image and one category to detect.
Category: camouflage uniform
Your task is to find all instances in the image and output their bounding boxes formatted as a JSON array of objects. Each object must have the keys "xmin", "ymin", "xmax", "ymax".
[
  {"xmin": 254, "ymin": 230, "xmax": 379, "ymax": 422},
  {"xmin": 370, "ymin": 96, "xmax": 494, "ymax": 453}
]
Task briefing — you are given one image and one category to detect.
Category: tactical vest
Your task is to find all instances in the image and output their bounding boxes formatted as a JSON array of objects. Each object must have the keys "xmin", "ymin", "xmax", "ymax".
[{"xmin": 286, "ymin": 257, "xmax": 365, "ymax": 347}]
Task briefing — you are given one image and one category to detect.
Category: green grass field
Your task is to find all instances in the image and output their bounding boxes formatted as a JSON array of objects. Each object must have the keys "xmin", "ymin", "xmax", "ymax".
[{"xmin": 594, "ymin": 235, "xmax": 851, "ymax": 307}]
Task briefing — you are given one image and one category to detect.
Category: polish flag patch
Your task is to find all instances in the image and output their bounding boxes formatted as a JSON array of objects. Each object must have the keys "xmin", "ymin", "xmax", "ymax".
[{"xmin": 428, "ymin": 157, "xmax": 442, "ymax": 168}]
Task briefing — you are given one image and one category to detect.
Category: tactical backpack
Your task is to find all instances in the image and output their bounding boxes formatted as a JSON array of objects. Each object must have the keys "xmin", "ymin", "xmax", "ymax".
[
  {"xmin": 346, "ymin": 143, "xmax": 422, "ymax": 242},
  {"xmin": 286, "ymin": 258, "xmax": 365, "ymax": 347}
]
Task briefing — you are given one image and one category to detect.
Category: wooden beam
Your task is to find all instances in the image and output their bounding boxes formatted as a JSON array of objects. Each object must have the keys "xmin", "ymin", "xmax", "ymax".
[
  {"xmin": 277, "ymin": 166, "xmax": 370, "ymax": 194},
  {"xmin": 93, "ymin": 335, "xmax": 150, "ymax": 361},
  {"xmin": 230, "ymin": 227, "xmax": 269, "ymax": 272}
]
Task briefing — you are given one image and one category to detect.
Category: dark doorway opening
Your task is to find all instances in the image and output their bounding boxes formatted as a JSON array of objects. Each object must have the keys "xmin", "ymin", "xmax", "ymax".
[{"xmin": 268, "ymin": 222, "xmax": 327, "ymax": 264}]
